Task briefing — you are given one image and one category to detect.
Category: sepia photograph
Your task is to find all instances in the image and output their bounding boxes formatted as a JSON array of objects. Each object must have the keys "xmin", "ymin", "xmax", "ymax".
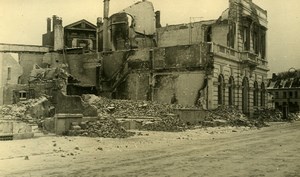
[{"xmin": 0, "ymin": 0, "xmax": 300, "ymax": 176}]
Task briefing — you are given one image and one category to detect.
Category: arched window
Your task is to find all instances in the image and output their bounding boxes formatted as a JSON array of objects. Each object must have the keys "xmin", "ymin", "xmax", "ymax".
[
  {"xmin": 228, "ymin": 76, "xmax": 235, "ymax": 106},
  {"xmin": 218, "ymin": 75, "xmax": 225, "ymax": 105},
  {"xmin": 261, "ymin": 82, "xmax": 266, "ymax": 107},
  {"xmin": 242, "ymin": 77, "xmax": 249, "ymax": 114},
  {"xmin": 253, "ymin": 81, "xmax": 259, "ymax": 107}
]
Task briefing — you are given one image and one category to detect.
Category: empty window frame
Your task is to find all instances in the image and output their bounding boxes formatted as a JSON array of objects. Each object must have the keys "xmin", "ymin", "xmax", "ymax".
[
  {"xmin": 218, "ymin": 75, "xmax": 225, "ymax": 105},
  {"xmin": 7, "ymin": 67, "xmax": 11, "ymax": 80}
]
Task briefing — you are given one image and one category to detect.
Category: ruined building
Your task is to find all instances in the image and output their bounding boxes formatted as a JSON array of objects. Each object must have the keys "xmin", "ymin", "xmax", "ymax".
[
  {"xmin": 98, "ymin": 0, "xmax": 269, "ymax": 116},
  {"xmin": 0, "ymin": 44, "xmax": 49, "ymax": 105},
  {"xmin": 15, "ymin": 0, "xmax": 269, "ymax": 116},
  {"xmin": 1, "ymin": 0, "xmax": 269, "ymax": 117},
  {"xmin": 40, "ymin": 16, "xmax": 100, "ymax": 95}
]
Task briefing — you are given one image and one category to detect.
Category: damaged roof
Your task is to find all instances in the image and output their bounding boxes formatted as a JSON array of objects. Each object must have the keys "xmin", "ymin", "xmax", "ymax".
[
  {"xmin": 64, "ymin": 19, "xmax": 96, "ymax": 31},
  {"xmin": 268, "ymin": 70, "xmax": 300, "ymax": 89}
]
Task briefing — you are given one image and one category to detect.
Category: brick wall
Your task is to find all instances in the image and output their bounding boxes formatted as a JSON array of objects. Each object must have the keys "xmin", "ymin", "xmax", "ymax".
[{"xmin": 19, "ymin": 53, "xmax": 44, "ymax": 84}]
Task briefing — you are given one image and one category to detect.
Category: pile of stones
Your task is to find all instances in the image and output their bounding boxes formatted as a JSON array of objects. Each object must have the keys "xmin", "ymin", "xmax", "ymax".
[
  {"xmin": 0, "ymin": 97, "xmax": 49, "ymax": 123},
  {"xmin": 202, "ymin": 106, "xmax": 267, "ymax": 127},
  {"xmin": 82, "ymin": 94, "xmax": 190, "ymax": 118},
  {"xmin": 287, "ymin": 113, "xmax": 300, "ymax": 121},
  {"xmin": 67, "ymin": 118, "xmax": 135, "ymax": 138},
  {"xmin": 140, "ymin": 115, "xmax": 187, "ymax": 132},
  {"xmin": 256, "ymin": 108, "xmax": 283, "ymax": 122},
  {"xmin": 82, "ymin": 95, "xmax": 192, "ymax": 132}
]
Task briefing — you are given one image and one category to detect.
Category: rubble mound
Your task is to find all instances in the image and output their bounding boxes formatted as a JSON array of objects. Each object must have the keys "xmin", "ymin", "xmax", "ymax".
[
  {"xmin": 82, "ymin": 94, "xmax": 188, "ymax": 118},
  {"xmin": 0, "ymin": 97, "xmax": 49, "ymax": 123},
  {"xmin": 287, "ymin": 113, "xmax": 300, "ymax": 121},
  {"xmin": 257, "ymin": 108, "xmax": 300, "ymax": 122},
  {"xmin": 67, "ymin": 118, "xmax": 135, "ymax": 138},
  {"xmin": 202, "ymin": 106, "xmax": 267, "ymax": 127},
  {"xmin": 141, "ymin": 115, "xmax": 186, "ymax": 132},
  {"xmin": 256, "ymin": 108, "xmax": 283, "ymax": 122},
  {"xmin": 82, "ymin": 95, "xmax": 193, "ymax": 132}
]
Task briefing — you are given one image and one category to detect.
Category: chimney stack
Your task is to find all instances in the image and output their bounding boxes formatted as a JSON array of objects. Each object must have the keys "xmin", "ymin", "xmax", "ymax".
[
  {"xmin": 52, "ymin": 15, "xmax": 64, "ymax": 51},
  {"xmin": 47, "ymin": 18, "xmax": 51, "ymax": 32},
  {"xmin": 103, "ymin": 0, "xmax": 110, "ymax": 52},
  {"xmin": 155, "ymin": 11, "xmax": 161, "ymax": 28},
  {"xmin": 52, "ymin": 15, "xmax": 62, "ymax": 29}
]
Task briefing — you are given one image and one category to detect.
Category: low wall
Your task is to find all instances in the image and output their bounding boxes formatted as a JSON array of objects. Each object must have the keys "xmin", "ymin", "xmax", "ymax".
[
  {"xmin": 0, "ymin": 121, "xmax": 34, "ymax": 140},
  {"xmin": 54, "ymin": 114, "xmax": 83, "ymax": 135}
]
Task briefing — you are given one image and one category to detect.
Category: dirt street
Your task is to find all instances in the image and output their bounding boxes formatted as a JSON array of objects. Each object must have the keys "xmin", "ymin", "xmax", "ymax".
[{"xmin": 1, "ymin": 122, "xmax": 300, "ymax": 177}]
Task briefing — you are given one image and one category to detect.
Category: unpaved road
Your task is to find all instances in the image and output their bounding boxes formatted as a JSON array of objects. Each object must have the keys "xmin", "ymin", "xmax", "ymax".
[{"xmin": 1, "ymin": 122, "xmax": 300, "ymax": 177}]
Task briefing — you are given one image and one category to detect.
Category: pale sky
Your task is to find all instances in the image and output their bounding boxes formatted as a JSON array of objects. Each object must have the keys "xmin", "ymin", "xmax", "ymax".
[{"xmin": 0, "ymin": 0, "xmax": 300, "ymax": 75}]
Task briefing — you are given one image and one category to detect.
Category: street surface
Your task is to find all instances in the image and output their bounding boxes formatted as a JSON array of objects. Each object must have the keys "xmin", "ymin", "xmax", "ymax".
[{"xmin": 0, "ymin": 122, "xmax": 300, "ymax": 177}]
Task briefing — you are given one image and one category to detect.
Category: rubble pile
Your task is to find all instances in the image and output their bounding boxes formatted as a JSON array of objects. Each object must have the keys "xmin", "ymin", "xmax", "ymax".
[
  {"xmin": 83, "ymin": 94, "xmax": 188, "ymax": 118},
  {"xmin": 141, "ymin": 115, "xmax": 186, "ymax": 132},
  {"xmin": 256, "ymin": 108, "xmax": 283, "ymax": 122},
  {"xmin": 257, "ymin": 109, "xmax": 300, "ymax": 122},
  {"xmin": 82, "ymin": 95, "xmax": 194, "ymax": 132},
  {"xmin": 67, "ymin": 118, "xmax": 135, "ymax": 138},
  {"xmin": 0, "ymin": 97, "xmax": 49, "ymax": 123},
  {"xmin": 287, "ymin": 113, "xmax": 300, "ymax": 121},
  {"xmin": 202, "ymin": 106, "xmax": 267, "ymax": 127}
]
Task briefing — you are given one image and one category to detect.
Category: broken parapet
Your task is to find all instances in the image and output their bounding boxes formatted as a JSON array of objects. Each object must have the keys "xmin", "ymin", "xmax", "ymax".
[
  {"xmin": 51, "ymin": 91, "xmax": 97, "ymax": 135},
  {"xmin": 52, "ymin": 91, "xmax": 97, "ymax": 117}
]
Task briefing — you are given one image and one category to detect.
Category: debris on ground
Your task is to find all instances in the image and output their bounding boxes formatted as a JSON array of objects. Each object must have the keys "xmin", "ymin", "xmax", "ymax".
[
  {"xmin": 256, "ymin": 108, "xmax": 283, "ymax": 122},
  {"xmin": 82, "ymin": 95, "xmax": 190, "ymax": 118},
  {"xmin": 256, "ymin": 108, "xmax": 300, "ymax": 122},
  {"xmin": 0, "ymin": 96, "xmax": 50, "ymax": 123},
  {"xmin": 140, "ymin": 115, "xmax": 186, "ymax": 132},
  {"xmin": 201, "ymin": 106, "xmax": 268, "ymax": 128},
  {"xmin": 287, "ymin": 113, "xmax": 300, "ymax": 121},
  {"xmin": 83, "ymin": 95, "xmax": 271, "ymax": 130},
  {"xmin": 81, "ymin": 95, "xmax": 193, "ymax": 132},
  {"xmin": 66, "ymin": 118, "xmax": 135, "ymax": 138}
]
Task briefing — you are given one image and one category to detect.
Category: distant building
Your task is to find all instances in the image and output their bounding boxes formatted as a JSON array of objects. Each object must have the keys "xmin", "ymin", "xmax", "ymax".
[
  {"xmin": 267, "ymin": 70, "xmax": 300, "ymax": 115},
  {"xmin": 64, "ymin": 19, "xmax": 97, "ymax": 51},
  {"xmin": 42, "ymin": 16, "xmax": 97, "ymax": 52}
]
